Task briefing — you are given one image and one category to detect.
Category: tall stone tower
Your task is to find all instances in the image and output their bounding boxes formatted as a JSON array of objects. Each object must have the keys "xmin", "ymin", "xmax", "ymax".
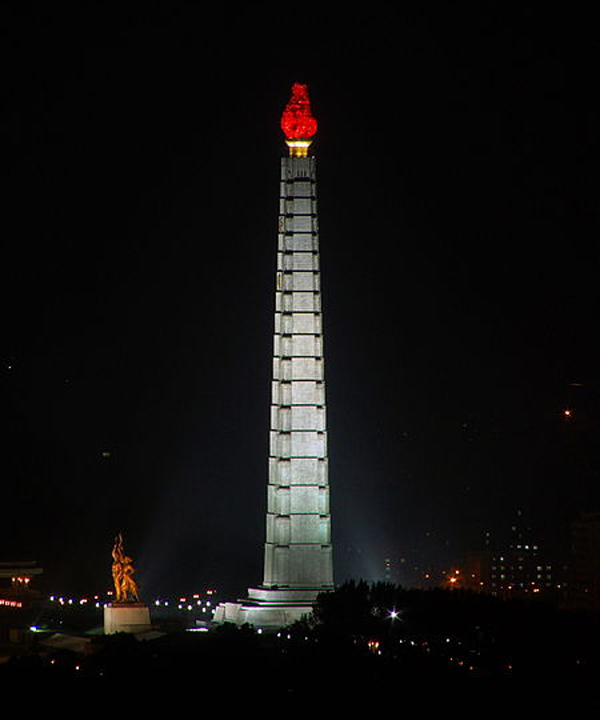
[{"xmin": 214, "ymin": 83, "xmax": 334, "ymax": 628}]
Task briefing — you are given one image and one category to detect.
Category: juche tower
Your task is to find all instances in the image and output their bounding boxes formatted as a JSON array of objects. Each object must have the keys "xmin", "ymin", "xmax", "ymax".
[{"xmin": 214, "ymin": 83, "xmax": 334, "ymax": 627}]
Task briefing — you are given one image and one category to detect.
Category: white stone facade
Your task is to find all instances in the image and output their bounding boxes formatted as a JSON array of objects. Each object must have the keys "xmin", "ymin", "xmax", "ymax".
[
  {"xmin": 214, "ymin": 155, "xmax": 334, "ymax": 628},
  {"xmin": 263, "ymin": 156, "xmax": 334, "ymax": 592},
  {"xmin": 104, "ymin": 604, "xmax": 152, "ymax": 634}
]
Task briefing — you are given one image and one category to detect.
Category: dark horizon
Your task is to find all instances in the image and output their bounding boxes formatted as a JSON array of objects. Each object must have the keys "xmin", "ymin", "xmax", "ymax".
[{"xmin": 3, "ymin": 6, "xmax": 598, "ymax": 597}]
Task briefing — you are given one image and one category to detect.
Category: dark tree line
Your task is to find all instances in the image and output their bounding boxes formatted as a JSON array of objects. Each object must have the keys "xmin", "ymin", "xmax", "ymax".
[{"xmin": 1, "ymin": 581, "xmax": 598, "ymax": 709}]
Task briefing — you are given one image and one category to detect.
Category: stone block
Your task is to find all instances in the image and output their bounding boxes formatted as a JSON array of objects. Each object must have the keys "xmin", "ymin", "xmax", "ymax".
[{"xmin": 104, "ymin": 604, "xmax": 152, "ymax": 635}]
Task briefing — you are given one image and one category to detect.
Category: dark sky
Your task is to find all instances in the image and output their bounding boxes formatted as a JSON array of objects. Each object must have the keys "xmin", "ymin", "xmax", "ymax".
[{"xmin": 2, "ymin": 5, "xmax": 598, "ymax": 596}]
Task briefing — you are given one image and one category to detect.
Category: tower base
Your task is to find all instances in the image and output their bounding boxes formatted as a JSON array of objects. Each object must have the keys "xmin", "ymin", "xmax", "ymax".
[
  {"xmin": 213, "ymin": 586, "xmax": 331, "ymax": 629},
  {"xmin": 104, "ymin": 603, "xmax": 152, "ymax": 635}
]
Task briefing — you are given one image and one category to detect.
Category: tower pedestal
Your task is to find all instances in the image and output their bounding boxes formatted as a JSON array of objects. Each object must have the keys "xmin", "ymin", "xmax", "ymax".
[
  {"xmin": 213, "ymin": 586, "xmax": 325, "ymax": 629},
  {"xmin": 104, "ymin": 603, "xmax": 152, "ymax": 634}
]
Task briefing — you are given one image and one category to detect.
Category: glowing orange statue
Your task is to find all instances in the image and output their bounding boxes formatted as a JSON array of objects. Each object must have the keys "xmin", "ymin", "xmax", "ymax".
[{"xmin": 111, "ymin": 533, "xmax": 141, "ymax": 603}]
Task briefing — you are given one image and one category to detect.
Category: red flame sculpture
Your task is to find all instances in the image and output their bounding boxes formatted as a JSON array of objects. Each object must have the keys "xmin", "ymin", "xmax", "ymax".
[{"xmin": 281, "ymin": 83, "xmax": 317, "ymax": 140}]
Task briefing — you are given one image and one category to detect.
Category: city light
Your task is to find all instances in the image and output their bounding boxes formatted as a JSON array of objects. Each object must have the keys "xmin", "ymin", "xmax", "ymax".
[{"xmin": 0, "ymin": 599, "xmax": 23, "ymax": 608}]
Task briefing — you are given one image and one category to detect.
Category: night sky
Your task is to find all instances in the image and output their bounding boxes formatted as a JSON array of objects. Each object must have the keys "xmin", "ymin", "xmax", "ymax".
[{"xmin": 2, "ymin": 5, "xmax": 598, "ymax": 596}]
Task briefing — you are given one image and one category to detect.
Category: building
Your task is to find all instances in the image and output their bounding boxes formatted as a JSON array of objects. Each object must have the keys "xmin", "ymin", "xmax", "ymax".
[
  {"xmin": 463, "ymin": 516, "xmax": 568, "ymax": 601},
  {"xmin": 0, "ymin": 561, "xmax": 43, "ymax": 647},
  {"xmin": 0, "ymin": 561, "xmax": 43, "ymax": 604},
  {"xmin": 568, "ymin": 511, "xmax": 600, "ymax": 611},
  {"xmin": 214, "ymin": 84, "xmax": 334, "ymax": 628}
]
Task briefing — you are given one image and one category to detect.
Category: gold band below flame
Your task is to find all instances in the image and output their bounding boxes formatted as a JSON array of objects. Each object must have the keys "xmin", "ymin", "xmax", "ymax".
[{"xmin": 285, "ymin": 139, "xmax": 313, "ymax": 157}]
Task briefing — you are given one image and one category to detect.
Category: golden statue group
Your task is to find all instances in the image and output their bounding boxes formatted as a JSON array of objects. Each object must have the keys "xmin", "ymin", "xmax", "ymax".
[{"xmin": 111, "ymin": 533, "xmax": 141, "ymax": 604}]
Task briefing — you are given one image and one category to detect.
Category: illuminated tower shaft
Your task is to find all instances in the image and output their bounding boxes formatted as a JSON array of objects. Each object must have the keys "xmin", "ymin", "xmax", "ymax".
[{"xmin": 263, "ymin": 154, "xmax": 334, "ymax": 590}]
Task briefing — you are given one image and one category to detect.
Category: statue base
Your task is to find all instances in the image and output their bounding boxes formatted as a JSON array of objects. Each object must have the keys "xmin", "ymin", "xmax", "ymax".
[{"xmin": 104, "ymin": 603, "xmax": 152, "ymax": 635}]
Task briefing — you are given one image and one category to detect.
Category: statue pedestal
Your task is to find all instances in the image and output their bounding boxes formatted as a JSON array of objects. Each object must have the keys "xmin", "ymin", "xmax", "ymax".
[{"xmin": 104, "ymin": 603, "xmax": 152, "ymax": 634}]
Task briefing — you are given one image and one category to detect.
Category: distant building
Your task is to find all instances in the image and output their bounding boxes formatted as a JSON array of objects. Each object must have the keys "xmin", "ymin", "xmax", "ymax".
[
  {"xmin": 0, "ymin": 561, "xmax": 43, "ymax": 646},
  {"xmin": 382, "ymin": 533, "xmax": 454, "ymax": 589},
  {"xmin": 488, "ymin": 544, "xmax": 563, "ymax": 599},
  {"xmin": 463, "ymin": 515, "xmax": 568, "ymax": 601},
  {"xmin": 0, "ymin": 560, "xmax": 43, "ymax": 597},
  {"xmin": 568, "ymin": 511, "xmax": 600, "ymax": 611}
]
